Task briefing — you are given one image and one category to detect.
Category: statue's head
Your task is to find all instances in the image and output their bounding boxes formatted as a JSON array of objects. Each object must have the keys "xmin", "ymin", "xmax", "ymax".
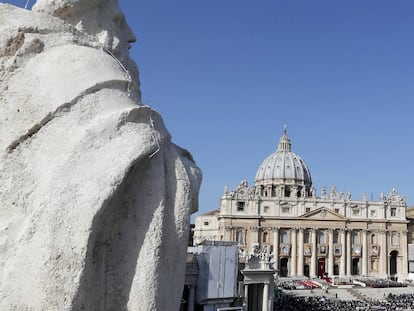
[
  {"xmin": 33, "ymin": 0, "xmax": 136, "ymax": 60},
  {"xmin": 33, "ymin": 0, "xmax": 139, "ymax": 94}
]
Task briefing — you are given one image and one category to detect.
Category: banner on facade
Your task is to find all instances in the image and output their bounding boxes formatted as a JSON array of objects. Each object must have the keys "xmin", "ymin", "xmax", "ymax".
[
  {"xmin": 334, "ymin": 244, "xmax": 342, "ymax": 256},
  {"xmin": 304, "ymin": 243, "xmax": 312, "ymax": 256},
  {"xmin": 370, "ymin": 244, "xmax": 380, "ymax": 257},
  {"xmin": 353, "ymin": 244, "xmax": 362, "ymax": 257},
  {"xmin": 280, "ymin": 244, "xmax": 290, "ymax": 256},
  {"xmin": 318, "ymin": 244, "xmax": 328, "ymax": 256}
]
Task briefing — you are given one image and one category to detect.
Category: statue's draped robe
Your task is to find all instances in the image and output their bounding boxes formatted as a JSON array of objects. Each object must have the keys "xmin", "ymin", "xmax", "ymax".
[{"xmin": 0, "ymin": 4, "xmax": 201, "ymax": 310}]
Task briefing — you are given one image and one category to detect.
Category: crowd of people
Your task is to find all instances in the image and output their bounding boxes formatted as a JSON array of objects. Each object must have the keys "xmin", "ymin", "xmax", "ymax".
[
  {"xmin": 355, "ymin": 277, "xmax": 407, "ymax": 288},
  {"xmin": 385, "ymin": 293, "xmax": 414, "ymax": 310},
  {"xmin": 279, "ymin": 280, "xmax": 319, "ymax": 290},
  {"xmin": 274, "ymin": 293, "xmax": 414, "ymax": 311}
]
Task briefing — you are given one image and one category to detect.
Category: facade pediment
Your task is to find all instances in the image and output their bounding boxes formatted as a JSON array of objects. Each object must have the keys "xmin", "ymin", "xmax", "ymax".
[{"xmin": 300, "ymin": 207, "xmax": 347, "ymax": 221}]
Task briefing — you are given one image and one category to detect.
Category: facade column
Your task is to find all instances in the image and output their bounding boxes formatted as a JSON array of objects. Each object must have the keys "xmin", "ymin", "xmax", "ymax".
[
  {"xmin": 290, "ymin": 228, "xmax": 297, "ymax": 276},
  {"xmin": 380, "ymin": 230, "xmax": 388, "ymax": 279},
  {"xmin": 262, "ymin": 283, "xmax": 269, "ymax": 311},
  {"xmin": 273, "ymin": 228, "xmax": 280, "ymax": 272},
  {"xmin": 340, "ymin": 229, "xmax": 346, "ymax": 276},
  {"xmin": 298, "ymin": 228, "xmax": 304, "ymax": 276},
  {"xmin": 310, "ymin": 228, "xmax": 317, "ymax": 278},
  {"xmin": 328, "ymin": 229, "xmax": 334, "ymax": 276},
  {"xmin": 346, "ymin": 229, "xmax": 352, "ymax": 275},
  {"xmin": 362, "ymin": 230, "xmax": 368, "ymax": 276}
]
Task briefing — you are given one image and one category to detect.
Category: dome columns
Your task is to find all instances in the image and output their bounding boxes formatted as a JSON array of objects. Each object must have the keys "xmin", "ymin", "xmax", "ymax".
[{"xmin": 254, "ymin": 183, "xmax": 311, "ymax": 199}]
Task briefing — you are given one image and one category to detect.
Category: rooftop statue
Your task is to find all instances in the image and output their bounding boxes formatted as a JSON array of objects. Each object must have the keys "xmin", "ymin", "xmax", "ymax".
[{"xmin": 0, "ymin": 1, "xmax": 201, "ymax": 310}]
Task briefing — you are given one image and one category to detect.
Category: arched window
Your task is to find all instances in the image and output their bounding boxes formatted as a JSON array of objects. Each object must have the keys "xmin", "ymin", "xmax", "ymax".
[
  {"xmin": 371, "ymin": 234, "xmax": 376, "ymax": 244},
  {"xmin": 318, "ymin": 231, "xmax": 326, "ymax": 244},
  {"xmin": 280, "ymin": 230, "xmax": 288, "ymax": 244}
]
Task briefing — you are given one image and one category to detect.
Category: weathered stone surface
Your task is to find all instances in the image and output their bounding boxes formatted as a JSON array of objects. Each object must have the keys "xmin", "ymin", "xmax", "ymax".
[{"xmin": 0, "ymin": 1, "xmax": 201, "ymax": 310}]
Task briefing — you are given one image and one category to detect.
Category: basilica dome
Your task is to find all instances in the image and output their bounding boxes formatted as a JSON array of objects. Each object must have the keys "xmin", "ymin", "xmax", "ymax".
[{"xmin": 254, "ymin": 128, "xmax": 312, "ymax": 197}]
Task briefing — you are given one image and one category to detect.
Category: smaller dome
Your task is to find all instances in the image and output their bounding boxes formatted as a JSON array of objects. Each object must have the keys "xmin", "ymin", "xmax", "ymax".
[{"xmin": 255, "ymin": 128, "xmax": 312, "ymax": 187}]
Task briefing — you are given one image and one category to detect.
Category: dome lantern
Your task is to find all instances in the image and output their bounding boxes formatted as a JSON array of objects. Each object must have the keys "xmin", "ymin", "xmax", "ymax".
[{"xmin": 278, "ymin": 126, "xmax": 291, "ymax": 151}]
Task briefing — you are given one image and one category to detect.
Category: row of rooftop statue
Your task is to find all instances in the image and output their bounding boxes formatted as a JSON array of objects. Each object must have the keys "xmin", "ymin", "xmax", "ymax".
[
  {"xmin": 0, "ymin": 1, "xmax": 201, "ymax": 310},
  {"xmin": 227, "ymin": 180, "xmax": 406, "ymax": 204}
]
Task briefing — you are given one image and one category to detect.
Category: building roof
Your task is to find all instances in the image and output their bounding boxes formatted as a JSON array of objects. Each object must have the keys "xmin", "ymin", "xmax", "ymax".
[
  {"xmin": 406, "ymin": 206, "xmax": 414, "ymax": 218},
  {"xmin": 199, "ymin": 208, "xmax": 220, "ymax": 217}
]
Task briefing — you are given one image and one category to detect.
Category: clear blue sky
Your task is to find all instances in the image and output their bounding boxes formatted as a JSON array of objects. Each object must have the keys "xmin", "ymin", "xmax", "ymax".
[{"xmin": 4, "ymin": 1, "xmax": 414, "ymax": 216}]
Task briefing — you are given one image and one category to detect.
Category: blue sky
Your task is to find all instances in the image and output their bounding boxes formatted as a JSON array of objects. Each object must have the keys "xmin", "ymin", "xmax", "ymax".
[{"xmin": 4, "ymin": 1, "xmax": 414, "ymax": 216}]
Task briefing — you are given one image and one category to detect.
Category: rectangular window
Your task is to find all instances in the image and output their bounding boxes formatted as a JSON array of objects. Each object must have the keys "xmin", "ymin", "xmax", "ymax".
[
  {"xmin": 371, "ymin": 210, "xmax": 376, "ymax": 217},
  {"xmin": 305, "ymin": 207, "xmax": 311, "ymax": 213},
  {"xmin": 390, "ymin": 208, "xmax": 397, "ymax": 217},
  {"xmin": 335, "ymin": 208, "xmax": 339, "ymax": 214},
  {"xmin": 409, "ymin": 261, "xmax": 414, "ymax": 273},
  {"xmin": 237, "ymin": 201, "xmax": 245, "ymax": 211},
  {"xmin": 282, "ymin": 206, "xmax": 290, "ymax": 214},
  {"xmin": 352, "ymin": 208, "xmax": 360, "ymax": 216},
  {"xmin": 203, "ymin": 221, "xmax": 209, "ymax": 226},
  {"xmin": 263, "ymin": 206, "xmax": 269, "ymax": 213}
]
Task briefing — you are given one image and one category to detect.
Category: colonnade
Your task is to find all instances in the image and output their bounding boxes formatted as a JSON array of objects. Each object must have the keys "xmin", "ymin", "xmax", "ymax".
[
  {"xmin": 267, "ymin": 227, "xmax": 405, "ymax": 278},
  {"xmin": 223, "ymin": 225, "xmax": 408, "ymax": 279}
]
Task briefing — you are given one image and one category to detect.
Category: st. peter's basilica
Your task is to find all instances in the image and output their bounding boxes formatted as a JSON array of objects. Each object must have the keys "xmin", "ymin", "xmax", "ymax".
[{"xmin": 194, "ymin": 128, "xmax": 409, "ymax": 281}]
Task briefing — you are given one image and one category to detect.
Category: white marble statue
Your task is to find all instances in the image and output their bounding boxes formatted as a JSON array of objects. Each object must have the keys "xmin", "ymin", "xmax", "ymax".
[{"xmin": 0, "ymin": 1, "xmax": 201, "ymax": 310}]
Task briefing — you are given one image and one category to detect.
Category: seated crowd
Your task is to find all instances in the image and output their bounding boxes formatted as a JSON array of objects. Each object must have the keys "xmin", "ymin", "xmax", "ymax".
[
  {"xmin": 274, "ymin": 293, "xmax": 414, "ymax": 311},
  {"xmin": 355, "ymin": 277, "xmax": 407, "ymax": 288},
  {"xmin": 278, "ymin": 280, "xmax": 319, "ymax": 290}
]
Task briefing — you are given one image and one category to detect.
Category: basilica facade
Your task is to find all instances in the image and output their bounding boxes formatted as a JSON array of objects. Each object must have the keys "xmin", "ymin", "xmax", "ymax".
[{"xmin": 194, "ymin": 129, "xmax": 409, "ymax": 280}]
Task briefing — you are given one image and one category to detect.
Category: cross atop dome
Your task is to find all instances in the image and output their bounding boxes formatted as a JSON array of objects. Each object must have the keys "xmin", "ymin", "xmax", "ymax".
[{"xmin": 278, "ymin": 126, "xmax": 291, "ymax": 151}]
